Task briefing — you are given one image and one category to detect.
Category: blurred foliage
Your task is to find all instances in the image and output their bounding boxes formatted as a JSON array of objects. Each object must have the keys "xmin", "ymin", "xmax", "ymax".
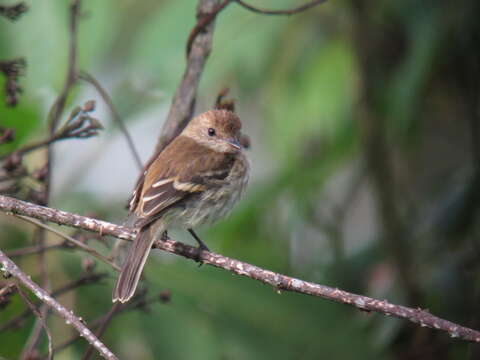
[{"xmin": 1, "ymin": 0, "xmax": 480, "ymax": 359}]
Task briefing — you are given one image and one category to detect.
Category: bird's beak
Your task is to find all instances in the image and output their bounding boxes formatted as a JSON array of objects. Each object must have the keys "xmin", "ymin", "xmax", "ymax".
[{"xmin": 226, "ymin": 138, "xmax": 241, "ymax": 150}]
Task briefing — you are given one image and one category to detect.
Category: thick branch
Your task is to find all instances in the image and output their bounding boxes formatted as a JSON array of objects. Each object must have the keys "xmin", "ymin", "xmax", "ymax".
[
  {"xmin": 155, "ymin": 0, "xmax": 221, "ymax": 154},
  {"xmin": 1, "ymin": 194, "xmax": 479, "ymax": 343},
  {"xmin": 0, "ymin": 250, "xmax": 118, "ymax": 360}
]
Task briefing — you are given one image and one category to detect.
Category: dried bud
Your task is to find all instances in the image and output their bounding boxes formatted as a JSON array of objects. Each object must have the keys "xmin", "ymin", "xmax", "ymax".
[
  {"xmin": 239, "ymin": 134, "xmax": 250, "ymax": 149},
  {"xmin": 59, "ymin": 106, "xmax": 104, "ymax": 139},
  {"xmin": 70, "ymin": 106, "xmax": 83, "ymax": 119},
  {"xmin": 216, "ymin": 87, "xmax": 229, "ymax": 100},
  {"xmin": 0, "ymin": 3, "xmax": 28, "ymax": 21},
  {"xmin": 82, "ymin": 100, "xmax": 96, "ymax": 112},
  {"xmin": 88, "ymin": 117, "xmax": 103, "ymax": 130},
  {"xmin": 82, "ymin": 258, "xmax": 96, "ymax": 273},
  {"xmin": 219, "ymin": 100, "xmax": 235, "ymax": 112},
  {"xmin": 0, "ymin": 128, "xmax": 15, "ymax": 144},
  {"xmin": 5, "ymin": 80, "xmax": 21, "ymax": 106},
  {"xmin": 2, "ymin": 152, "xmax": 22, "ymax": 172},
  {"xmin": 215, "ymin": 87, "xmax": 235, "ymax": 112},
  {"xmin": 32, "ymin": 164, "xmax": 48, "ymax": 182},
  {"xmin": 0, "ymin": 283, "xmax": 16, "ymax": 309},
  {"xmin": 0, "ymin": 58, "xmax": 26, "ymax": 106},
  {"xmin": 158, "ymin": 290, "xmax": 171, "ymax": 304}
]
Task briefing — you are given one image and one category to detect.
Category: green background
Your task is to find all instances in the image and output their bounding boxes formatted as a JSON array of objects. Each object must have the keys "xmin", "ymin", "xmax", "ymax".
[{"xmin": 1, "ymin": 0, "xmax": 480, "ymax": 359}]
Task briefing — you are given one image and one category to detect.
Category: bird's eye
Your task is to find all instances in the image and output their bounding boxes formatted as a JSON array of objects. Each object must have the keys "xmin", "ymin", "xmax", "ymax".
[{"xmin": 208, "ymin": 128, "xmax": 216, "ymax": 136}]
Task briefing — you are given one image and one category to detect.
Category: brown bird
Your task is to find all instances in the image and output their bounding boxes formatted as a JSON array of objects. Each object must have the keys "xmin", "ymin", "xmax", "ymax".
[{"xmin": 113, "ymin": 109, "xmax": 250, "ymax": 303}]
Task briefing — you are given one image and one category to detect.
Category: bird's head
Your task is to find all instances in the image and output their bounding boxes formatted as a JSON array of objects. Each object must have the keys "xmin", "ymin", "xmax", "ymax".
[{"xmin": 183, "ymin": 110, "xmax": 242, "ymax": 154}]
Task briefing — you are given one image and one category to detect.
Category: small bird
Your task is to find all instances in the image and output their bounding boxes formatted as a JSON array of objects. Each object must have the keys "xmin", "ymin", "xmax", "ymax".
[{"xmin": 113, "ymin": 109, "xmax": 250, "ymax": 303}]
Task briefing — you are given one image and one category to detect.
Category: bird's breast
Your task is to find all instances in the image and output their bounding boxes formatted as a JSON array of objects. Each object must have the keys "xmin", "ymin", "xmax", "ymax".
[{"xmin": 167, "ymin": 154, "xmax": 250, "ymax": 229}]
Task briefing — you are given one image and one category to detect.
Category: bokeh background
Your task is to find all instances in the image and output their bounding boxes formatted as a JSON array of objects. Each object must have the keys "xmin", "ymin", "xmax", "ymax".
[{"xmin": 1, "ymin": 0, "xmax": 480, "ymax": 359}]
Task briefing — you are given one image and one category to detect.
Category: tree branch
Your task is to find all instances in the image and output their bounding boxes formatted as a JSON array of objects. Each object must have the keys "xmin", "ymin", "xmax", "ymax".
[
  {"xmin": 21, "ymin": 0, "xmax": 84, "ymax": 355},
  {"xmin": 186, "ymin": 0, "xmax": 230, "ymax": 56},
  {"xmin": 81, "ymin": 303, "xmax": 121, "ymax": 360},
  {"xmin": 155, "ymin": 0, "xmax": 221, "ymax": 155},
  {"xmin": 1, "ymin": 194, "xmax": 479, "ymax": 343},
  {"xmin": 15, "ymin": 215, "xmax": 120, "ymax": 271},
  {"xmin": 0, "ymin": 272, "xmax": 108, "ymax": 332},
  {"xmin": 78, "ymin": 71, "xmax": 143, "ymax": 170},
  {"xmin": 16, "ymin": 284, "xmax": 53, "ymax": 360},
  {"xmin": 48, "ymin": 289, "xmax": 166, "ymax": 357},
  {"xmin": 0, "ymin": 250, "xmax": 118, "ymax": 360}
]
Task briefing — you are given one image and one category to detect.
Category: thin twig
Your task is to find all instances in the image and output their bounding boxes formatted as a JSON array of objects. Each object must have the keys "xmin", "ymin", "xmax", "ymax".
[
  {"xmin": 47, "ymin": 0, "xmax": 81, "ymax": 131},
  {"xmin": 15, "ymin": 215, "xmax": 120, "ymax": 271},
  {"xmin": 49, "ymin": 290, "xmax": 163, "ymax": 357},
  {"xmin": 28, "ymin": 1, "xmax": 83, "ymax": 352},
  {"xmin": 6, "ymin": 243, "xmax": 65, "ymax": 257},
  {"xmin": 16, "ymin": 285, "xmax": 53, "ymax": 360},
  {"xmin": 0, "ymin": 251, "xmax": 118, "ymax": 359},
  {"xmin": 81, "ymin": 303, "xmax": 121, "ymax": 360},
  {"xmin": 186, "ymin": 0, "xmax": 230, "ymax": 56},
  {"xmin": 21, "ymin": 228, "xmax": 50, "ymax": 360},
  {"xmin": 233, "ymin": 0, "xmax": 327, "ymax": 16},
  {"xmin": 24, "ymin": 0, "xmax": 83, "ymax": 354},
  {"xmin": 79, "ymin": 71, "xmax": 143, "ymax": 170},
  {"xmin": 15, "ymin": 136, "xmax": 62, "ymax": 156},
  {"xmin": 1, "ymin": 194, "xmax": 479, "ymax": 343},
  {"xmin": 0, "ymin": 272, "xmax": 108, "ymax": 333}
]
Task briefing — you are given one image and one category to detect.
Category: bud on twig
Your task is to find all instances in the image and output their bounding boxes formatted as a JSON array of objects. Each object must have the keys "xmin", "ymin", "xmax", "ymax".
[
  {"xmin": 0, "ymin": 58, "xmax": 26, "ymax": 106},
  {"xmin": 2, "ymin": 152, "xmax": 23, "ymax": 173},
  {"xmin": 57, "ymin": 100, "xmax": 104, "ymax": 139},
  {"xmin": 31, "ymin": 164, "xmax": 48, "ymax": 182},
  {"xmin": 82, "ymin": 258, "xmax": 97, "ymax": 273},
  {"xmin": 158, "ymin": 290, "xmax": 171, "ymax": 304},
  {"xmin": 0, "ymin": 128, "xmax": 15, "ymax": 144},
  {"xmin": 0, "ymin": 283, "xmax": 16, "ymax": 309},
  {"xmin": 0, "ymin": 3, "xmax": 28, "ymax": 21},
  {"xmin": 215, "ymin": 87, "xmax": 235, "ymax": 112}
]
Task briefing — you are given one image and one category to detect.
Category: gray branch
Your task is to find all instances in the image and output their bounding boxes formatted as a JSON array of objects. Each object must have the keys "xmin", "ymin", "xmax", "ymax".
[
  {"xmin": 1, "ymin": 194, "xmax": 480, "ymax": 343},
  {"xmin": 0, "ymin": 248, "xmax": 118, "ymax": 360},
  {"xmin": 155, "ymin": 0, "xmax": 221, "ymax": 153}
]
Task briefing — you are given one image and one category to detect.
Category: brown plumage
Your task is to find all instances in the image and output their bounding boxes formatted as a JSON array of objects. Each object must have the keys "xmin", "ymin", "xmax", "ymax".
[{"xmin": 113, "ymin": 110, "xmax": 249, "ymax": 303}]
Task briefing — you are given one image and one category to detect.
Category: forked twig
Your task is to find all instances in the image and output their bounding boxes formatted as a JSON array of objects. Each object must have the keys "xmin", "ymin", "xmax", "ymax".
[
  {"xmin": 16, "ymin": 284, "xmax": 53, "ymax": 360},
  {"xmin": 0, "ymin": 250, "xmax": 118, "ymax": 360},
  {"xmin": 1, "ymin": 194, "xmax": 480, "ymax": 343}
]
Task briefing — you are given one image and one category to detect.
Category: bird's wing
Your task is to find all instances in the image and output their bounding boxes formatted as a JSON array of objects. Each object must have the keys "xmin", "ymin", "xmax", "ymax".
[{"xmin": 129, "ymin": 136, "xmax": 235, "ymax": 229}]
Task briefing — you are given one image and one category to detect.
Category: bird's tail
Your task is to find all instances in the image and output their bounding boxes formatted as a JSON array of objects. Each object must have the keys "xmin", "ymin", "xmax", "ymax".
[{"xmin": 112, "ymin": 224, "xmax": 161, "ymax": 303}]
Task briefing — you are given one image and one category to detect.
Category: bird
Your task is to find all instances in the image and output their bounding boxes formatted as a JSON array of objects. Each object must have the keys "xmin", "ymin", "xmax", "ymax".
[{"xmin": 113, "ymin": 109, "xmax": 250, "ymax": 303}]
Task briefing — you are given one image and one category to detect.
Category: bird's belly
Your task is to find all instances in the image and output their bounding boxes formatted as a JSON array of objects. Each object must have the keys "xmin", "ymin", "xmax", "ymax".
[{"xmin": 165, "ymin": 170, "xmax": 248, "ymax": 229}]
